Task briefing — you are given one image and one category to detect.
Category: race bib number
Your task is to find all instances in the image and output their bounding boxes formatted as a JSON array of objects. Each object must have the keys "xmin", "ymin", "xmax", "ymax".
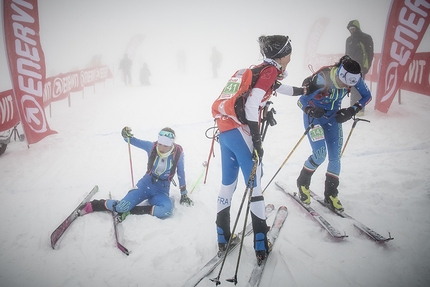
[{"xmin": 309, "ymin": 125, "xmax": 324, "ymax": 142}]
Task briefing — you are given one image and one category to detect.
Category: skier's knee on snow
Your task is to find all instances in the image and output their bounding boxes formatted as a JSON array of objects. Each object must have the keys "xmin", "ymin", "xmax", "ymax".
[{"xmin": 152, "ymin": 201, "xmax": 173, "ymax": 219}]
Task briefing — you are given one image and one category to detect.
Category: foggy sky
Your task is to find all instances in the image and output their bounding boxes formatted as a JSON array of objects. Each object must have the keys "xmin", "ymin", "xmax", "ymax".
[{"xmin": 1, "ymin": 0, "xmax": 429, "ymax": 91}]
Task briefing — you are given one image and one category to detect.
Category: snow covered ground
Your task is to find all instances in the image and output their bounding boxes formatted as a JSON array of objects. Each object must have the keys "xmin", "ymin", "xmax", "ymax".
[{"xmin": 1, "ymin": 70, "xmax": 430, "ymax": 287}]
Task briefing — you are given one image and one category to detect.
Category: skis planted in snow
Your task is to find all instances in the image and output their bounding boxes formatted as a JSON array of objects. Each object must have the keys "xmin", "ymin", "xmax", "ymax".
[
  {"xmin": 309, "ymin": 190, "xmax": 393, "ymax": 242},
  {"xmin": 247, "ymin": 205, "xmax": 288, "ymax": 287},
  {"xmin": 50, "ymin": 185, "xmax": 99, "ymax": 249},
  {"xmin": 109, "ymin": 192, "xmax": 130, "ymax": 255},
  {"xmin": 181, "ymin": 204, "xmax": 275, "ymax": 287},
  {"xmin": 276, "ymin": 182, "xmax": 347, "ymax": 239}
]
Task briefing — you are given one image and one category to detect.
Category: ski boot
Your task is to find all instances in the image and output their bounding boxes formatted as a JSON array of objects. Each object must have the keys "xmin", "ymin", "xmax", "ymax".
[
  {"xmin": 324, "ymin": 174, "xmax": 344, "ymax": 212},
  {"xmin": 297, "ymin": 167, "xmax": 315, "ymax": 204},
  {"xmin": 217, "ymin": 234, "xmax": 239, "ymax": 257},
  {"xmin": 78, "ymin": 199, "xmax": 107, "ymax": 216}
]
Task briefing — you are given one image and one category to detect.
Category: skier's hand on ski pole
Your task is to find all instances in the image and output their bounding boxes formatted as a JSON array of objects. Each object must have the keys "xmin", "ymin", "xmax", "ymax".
[
  {"xmin": 305, "ymin": 106, "xmax": 325, "ymax": 119},
  {"xmin": 121, "ymin": 126, "xmax": 133, "ymax": 139},
  {"xmin": 335, "ymin": 103, "xmax": 362, "ymax": 123}
]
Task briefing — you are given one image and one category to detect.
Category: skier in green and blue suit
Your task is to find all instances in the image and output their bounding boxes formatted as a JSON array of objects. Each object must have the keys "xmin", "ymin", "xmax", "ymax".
[{"xmin": 296, "ymin": 55, "xmax": 372, "ymax": 212}]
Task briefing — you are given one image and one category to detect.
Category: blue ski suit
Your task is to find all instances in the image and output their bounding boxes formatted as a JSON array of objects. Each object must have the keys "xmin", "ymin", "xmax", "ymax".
[
  {"xmin": 297, "ymin": 65, "xmax": 372, "ymax": 178},
  {"xmin": 107, "ymin": 137, "xmax": 186, "ymax": 219}
]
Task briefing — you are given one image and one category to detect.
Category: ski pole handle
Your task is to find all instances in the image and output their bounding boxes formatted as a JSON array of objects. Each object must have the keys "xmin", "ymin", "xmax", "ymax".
[{"xmin": 190, "ymin": 161, "xmax": 207, "ymax": 193}]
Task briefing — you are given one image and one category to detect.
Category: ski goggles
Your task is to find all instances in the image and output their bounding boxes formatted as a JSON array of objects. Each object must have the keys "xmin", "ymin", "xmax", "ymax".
[
  {"xmin": 338, "ymin": 65, "xmax": 361, "ymax": 86},
  {"xmin": 159, "ymin": 130, "xmax": 175, "ymax": 139},
  {"xmin": 158, "ymin": 130, "xmax": 175, "ymax": 146}
]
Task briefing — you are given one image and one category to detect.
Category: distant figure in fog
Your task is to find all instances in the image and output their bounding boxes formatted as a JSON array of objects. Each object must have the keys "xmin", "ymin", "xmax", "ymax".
[
  {"xmin": 210, "ymin": 46, "xmax": 222, "ymax": 78},
  {"xmin": 87, "ymin": 54, "xmax": 102, "ymax": 68},
  {"xmin": 119, "ymin": 53, "xmax": 132, "ymax": 85},
  {"xmin": 140, "ymin": 63, "xmax": 151, "ymax": 86},
  {"xmin": 177, "ymin": 49, "xmax": 187, "ymax": 73},
  {"xmin": 345, "ymin": 20, "xmax": 374, "ymax": 116}
]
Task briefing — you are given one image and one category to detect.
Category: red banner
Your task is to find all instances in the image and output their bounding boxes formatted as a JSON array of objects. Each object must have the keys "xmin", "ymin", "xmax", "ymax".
[
  {"xmin": 0, "ymin": 89, "xmax": 20, "ymax": 131},
  {"xmin": 42, "ymin": 66, "xmax": 114, "ymax": 107},
  {"xmin": 395, "ymin": 52, "xmax": 430, "ymax": 95},
  {"xmin": 3, "ymin": 0, "xmax": 56, "ymax": 144},
  {"xmin": 0, "ymin": 65, "xmax": 113, "ymax": 133},
  {"xmin": 375, "ymin": 0, "xmax": 430, "ymax": 113}
]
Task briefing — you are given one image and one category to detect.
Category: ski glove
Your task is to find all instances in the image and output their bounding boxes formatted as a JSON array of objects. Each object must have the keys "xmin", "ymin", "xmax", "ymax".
[
  {"xmin": 335, "ymin": 103, "xmax": 362, "ymax": 123},
  {"xmin": 305, "ymin": 106, "xmax": 325, "ymax": 118},
  {"xmin": 248, "ymin": 121, "xmax": 263, "ymax": 161},
  {"xmin": 303, "ymin": 73, "xmax": 325, "ymax": 95},
  {"xmin": 180, "ymin": 187, "xmax": 193, "ymax": 206},
  {"xmin": 180, "ymin": 194, "xmax": 193, "ymax": 206},
  {"xmin": 121, "ymin": 126, "xmax": 133, "ymax": 139}
]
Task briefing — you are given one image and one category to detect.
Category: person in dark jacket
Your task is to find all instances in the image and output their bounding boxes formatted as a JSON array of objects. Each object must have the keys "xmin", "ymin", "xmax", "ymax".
[
  {"xmin": 345, "ymin": 20, "xmax": 374, "ymax": 115},
  {"xmin": 119, "ymin": 53, "xmax": 132, "ymax": 85}
]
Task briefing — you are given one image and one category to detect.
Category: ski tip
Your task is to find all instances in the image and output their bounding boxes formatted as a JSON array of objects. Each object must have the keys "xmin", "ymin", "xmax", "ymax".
[{"xmin": 119, "ymin": 245, "xmax": 130, "ymax": 256}]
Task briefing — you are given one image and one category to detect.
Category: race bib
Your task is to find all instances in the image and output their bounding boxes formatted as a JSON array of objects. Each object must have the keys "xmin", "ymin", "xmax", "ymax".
[{"xmin": 309, "ymin": 125, "xmax": 324, "ymax": 142}]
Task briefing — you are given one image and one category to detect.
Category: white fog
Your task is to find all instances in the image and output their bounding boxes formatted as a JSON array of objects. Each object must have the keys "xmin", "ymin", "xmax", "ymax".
[{"xmin": 1, "ymin": 1, "xmax": 430, "ymax": 287}]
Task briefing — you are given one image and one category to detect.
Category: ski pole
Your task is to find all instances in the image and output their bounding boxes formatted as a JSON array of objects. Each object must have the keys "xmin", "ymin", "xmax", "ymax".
[
  {"xmin": 204, "ymin": 126, "xmax": 218, "ymax": 184},
  {"xmin": 226, "ymin": 160, "xmax": 257, "ymax": 285},
  {"xmin": 127, "ymin": 137, "xmax": 135, "ymax": 187},
  {"xmin": 262, "ymin": 123, "xmax": 314, "ymax": 193},
  {"xmin": 211, "ymin": 159, "xmax": 258, "ymax": 285},
  {"xmin": 190, "ymin": 161, "xmax": 208, "ymax": 193},
  {"xmin": 341, "ymin": 117, "xmax": 370, "ymax": 157}
]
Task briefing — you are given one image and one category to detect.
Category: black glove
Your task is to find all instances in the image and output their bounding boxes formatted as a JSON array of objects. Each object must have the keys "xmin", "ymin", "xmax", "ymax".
[
  {"xmin": 335, "ymin": 103, "xmax": 362, "ymax": 123},
  {"xmin": 248, "ymin": 121, "xmax": 263, "ymax": 161},
  {"xmin": 305, "ymin": 106, "xmax": 325, "ymax": 118},
  {"xmin": 180, "ymin": 187, "xmax": 193, "ymax": 206},
  {"xmin": 180, "ymin": 194, "xmax": 193, "ymax": 206},
  {"xmin": 121, "ymin": 126, "xmax": 133, "ymax": 139},
  {"xmin": 303, "ymin": 73, "xmax": 325, "ymax": 95}
]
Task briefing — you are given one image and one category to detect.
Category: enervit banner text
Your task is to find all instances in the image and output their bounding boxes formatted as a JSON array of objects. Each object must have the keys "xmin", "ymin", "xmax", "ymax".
[
  {"xmin": 3, "ymin": 0, "xmax": 56, "ymax": 144},
  {"xmin": 0, "ymin": 65, "xmax": 113, "ymax": 133},
  {"xmin": 0, "ymin": 90, "xmax": 20, "ymax": 131},
  {"xmin": 375, "ymin": 0, "xmax": 430, "ymax": 113}
]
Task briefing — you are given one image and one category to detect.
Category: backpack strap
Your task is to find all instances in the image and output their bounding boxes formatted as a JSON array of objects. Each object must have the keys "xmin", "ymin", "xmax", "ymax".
[
  {"xmin": 168, "ymin": 144, "xmax": 183, "ymax": 182},
  {"xmin": 250, "ymin": 62, "xmax": 283, "ymax": 94},
  {"xmin": 146, "ymin": 142, "xmax": 158, "ymax": 175},
  {"xmin": 146, "ymin": 142, "xmax": 183, "ymax": 183},
  {"xmin": 250, "ymin": 63, "xmax": 271, "ymax": 87}
]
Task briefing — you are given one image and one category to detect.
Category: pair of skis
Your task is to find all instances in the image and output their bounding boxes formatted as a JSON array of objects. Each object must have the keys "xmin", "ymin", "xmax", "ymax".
[
  {"xmin": 275, "ymin": 181, "xmax": 393, "ymax": 242},
  {"xmin": 182, "ymin": 204, "xmax": 288, "ymax": 287},
  {"xmin": 50, "ymin": 186, "xmax": 130, "ymax": 255}
]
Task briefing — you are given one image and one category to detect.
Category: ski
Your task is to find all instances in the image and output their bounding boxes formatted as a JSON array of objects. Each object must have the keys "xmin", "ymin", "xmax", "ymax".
[
  {"xmin": 275, "ymin": 182, "xmax": 347, "ymax": 239},
  {"xmin": 50, "ymin": 185, "xmax": 99, "ymax": 249},
  {"xmin": 181, "ymin": 204, "xmax": 275, "ymax": 287},
  {"xmin": 109, "ymin": 192, "xmax": 130, "ymax": 255},
  {"xmin": 247, "ymin": 205, "xmax": 288, "ymax": 287},
  {"xmin": 309, "ymin": 190, "xmax": 393, "ymax": 242}
]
